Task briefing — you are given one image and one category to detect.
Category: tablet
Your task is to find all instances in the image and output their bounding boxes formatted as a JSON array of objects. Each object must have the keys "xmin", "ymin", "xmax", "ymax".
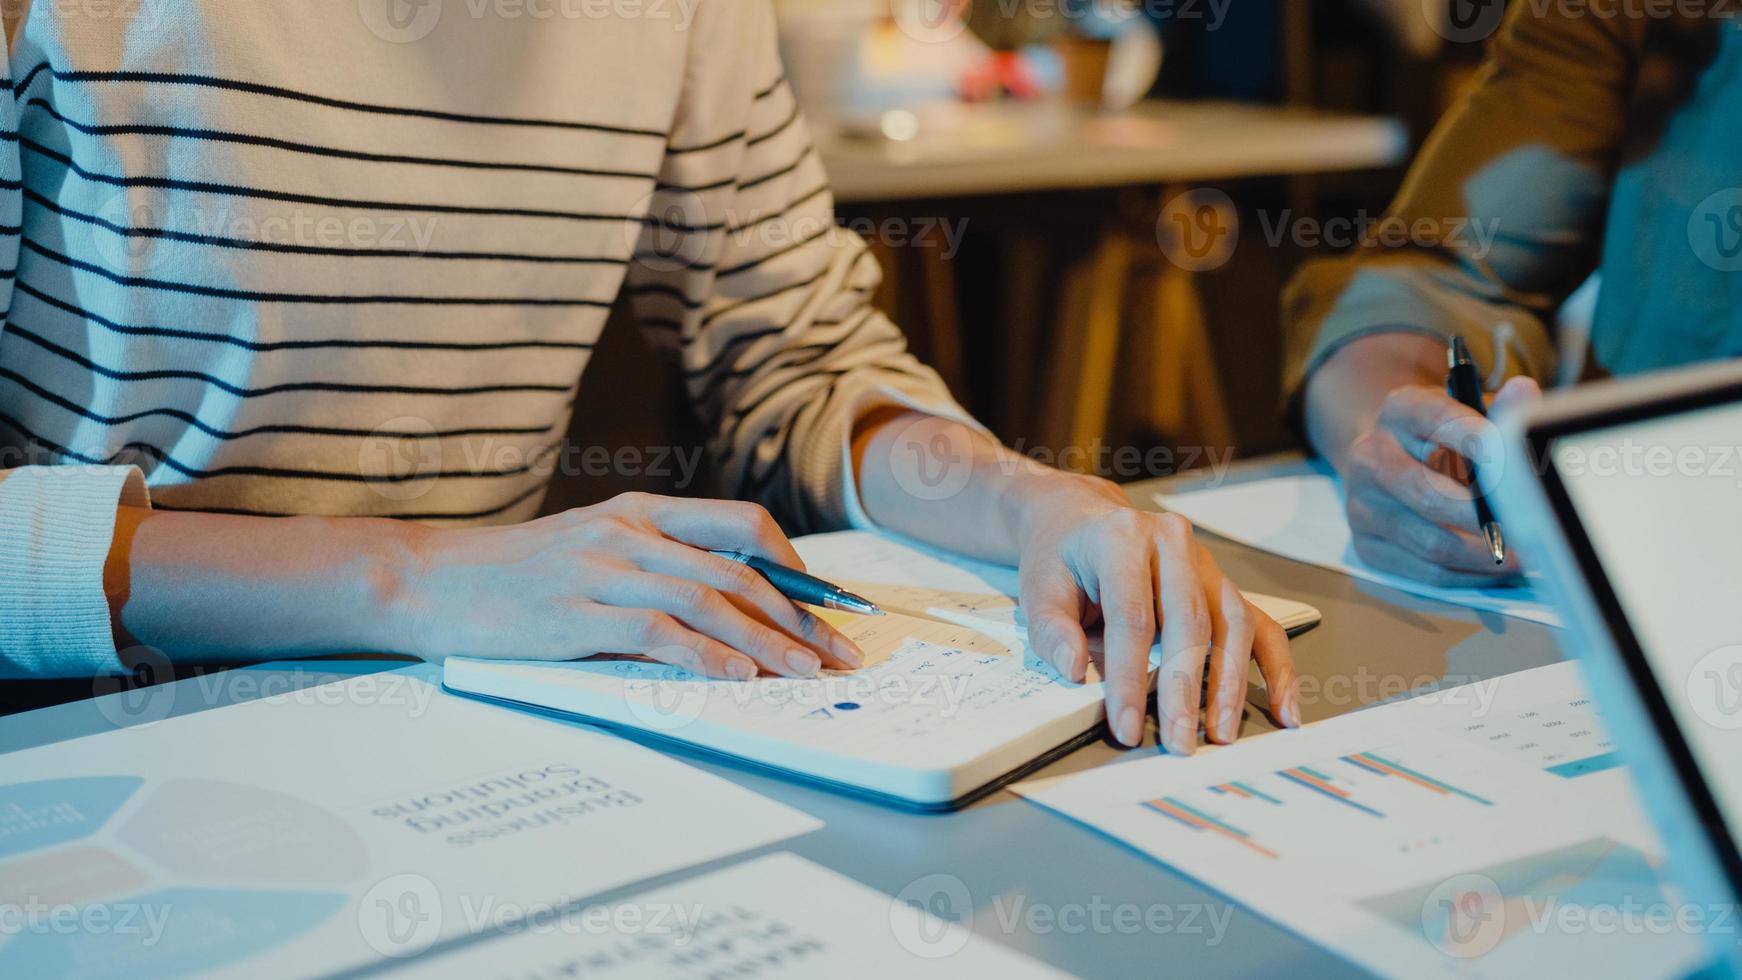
[{"xmin": 1494, "ymin": 359, "xmax": 1742, "ymax": 975}]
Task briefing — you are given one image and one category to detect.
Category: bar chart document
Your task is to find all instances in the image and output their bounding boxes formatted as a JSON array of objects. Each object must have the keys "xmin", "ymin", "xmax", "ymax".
[{"xmin": 1016, "ymin": 662, "xmax": 1709, "ymax": 979}]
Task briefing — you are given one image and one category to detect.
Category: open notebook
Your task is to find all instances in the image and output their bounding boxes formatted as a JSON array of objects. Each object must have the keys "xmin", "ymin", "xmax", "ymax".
[{"xmin": 444, "ymin": 531, "xmax": 1320, "ymax": 811}]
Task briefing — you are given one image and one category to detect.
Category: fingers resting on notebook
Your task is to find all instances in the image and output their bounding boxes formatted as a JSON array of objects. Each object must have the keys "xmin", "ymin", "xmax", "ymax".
[{"xmin": 1018, "ymin": 498, "xmax": 1302, "ymax": 756}]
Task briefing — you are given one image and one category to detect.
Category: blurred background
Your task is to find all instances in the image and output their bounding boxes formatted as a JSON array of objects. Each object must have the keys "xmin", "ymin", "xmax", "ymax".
[{"xmin": 550, "ymin": 0, "xmax": 1511, "ymax": 513}]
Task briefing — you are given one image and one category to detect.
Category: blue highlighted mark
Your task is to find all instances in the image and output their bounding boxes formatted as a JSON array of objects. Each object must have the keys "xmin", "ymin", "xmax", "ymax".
[
  {"xmin": 833, "ymin": 702, "xmax": 861, "ymax": 711},
  {"xmin": 1546, "ymin": 751, "xmax": 1624, "ymax": 779}
]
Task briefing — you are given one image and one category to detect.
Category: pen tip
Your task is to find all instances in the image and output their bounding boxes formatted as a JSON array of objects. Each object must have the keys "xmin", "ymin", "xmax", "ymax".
[
  {"xmin": 837, "ymin": 592, "xmax": 882, "ymax": 616},
  {"xmin": 1483, "ymin": 525, "xmax": 1506, "ymax": 565}
]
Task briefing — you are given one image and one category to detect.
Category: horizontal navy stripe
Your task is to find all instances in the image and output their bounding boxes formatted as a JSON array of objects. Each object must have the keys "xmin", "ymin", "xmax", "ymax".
[
  {"xmin": 632, "ymin": 266, "xmax": 830, "ymax": 324},
  {"xmin": 699, "ymin": 268, "xmax": 830, "ymax": 326},
  {"xmin": 21, "ymin": 140, "xmax": 724, "ymax": 232},
  {"xmin": 654, "ymin": 175, "xmax": 736, "ymax": 195},
  {"xmin": 716, "ymin": 224, "xmax": 832, "ymax": 279},
  {"xmin": 753, "ymin": 74, "xmax": 788, "ymax": 102},
  {"xmin": 724, "ymin": 184, "xmax": 830, "ymax": 235},
  {"xmin": 682, "ymin": 323, "xmax": 789, "ymax": 378},
  {"xmin": 739, "ymin": 147, "xmax": 815, "ymax": 194},
  {"xmin": 13, "ymin": 281, "xmax": 599, "ymax": 353},
  {"xmin": 0, "ymin": 409, "xmax": 561, "ymax": 482},
  {"xmin": 4, "ymin": 321, "xmax": 576, "ymax": 397},
  {"xmin": 23, "ymin": 97, "xmax": 659, "ymax": 179},
  {"xmin": 624, "ymin": 282, "xmax": 703, "ymax": 309},
  {"xmin": 747, "ymin": 102, "xmax": 803, "ymax": 150},
  {"xmin": 688, "ymin": 311, "xmax": 874, "ymax": 404},
  {"xmin": 653, "ymin": 141, "xmax": 813, "ymax": 198},
  {"xmin": 0, "ymin": 367, "xmax": 564, "ymax": 441},
  {"xmin": 657, "ymin": 98, "xmax": 796, "ymax": 165},
  {"xmin": 23, "ymin": 238, "xmax": 616, "ymax": 308},
  {"xmin": 22, "ymin": 188, "xmax": 629, "ymax": 266},
  {"xmin": 12, "ymin": 62, "xmax": 668, "ymax": 138},
  {"xmin": 665, "ymin": 129, "xmax": 746, "ymax": 157},
  {"xmin": 722, "ymin": 369, "xmax": 856, "ymax": 462}
]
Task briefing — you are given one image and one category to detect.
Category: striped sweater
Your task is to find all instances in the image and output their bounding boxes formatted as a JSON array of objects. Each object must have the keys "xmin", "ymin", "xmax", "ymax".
[{"xmin": 0, "ymin": 1, "xmax": 969, "ymax": 678}]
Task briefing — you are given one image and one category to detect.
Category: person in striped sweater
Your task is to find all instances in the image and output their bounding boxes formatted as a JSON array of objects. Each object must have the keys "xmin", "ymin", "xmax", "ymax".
[{"xmin": 0, "ymin": 0, "xmax": 1298, "ymax": 754}]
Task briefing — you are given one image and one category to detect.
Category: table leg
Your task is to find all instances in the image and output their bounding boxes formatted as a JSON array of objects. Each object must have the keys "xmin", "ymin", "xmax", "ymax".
[{"xmin": 1039, "ymin": 227, "xmax": 1132, "ymax": 471}]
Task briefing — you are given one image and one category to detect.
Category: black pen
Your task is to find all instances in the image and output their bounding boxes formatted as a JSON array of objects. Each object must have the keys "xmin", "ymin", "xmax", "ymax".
[
  {"xmin": 711, "ymin": 551, "xmax": 883, "ymax": 615},
  {"xmin": 1445, "ymin": 335, "xmax": 1507, "ymax": 564}
]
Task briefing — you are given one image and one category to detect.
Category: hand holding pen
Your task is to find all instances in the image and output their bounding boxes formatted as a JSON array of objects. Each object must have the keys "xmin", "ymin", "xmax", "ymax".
[
  {"xmin": 1445, "ymin": 336, "xmax": 1507, "ymax": 564},
  {"xmin": 1327, "ymin": 333, "xmax": 1538, "ymax": 586}
]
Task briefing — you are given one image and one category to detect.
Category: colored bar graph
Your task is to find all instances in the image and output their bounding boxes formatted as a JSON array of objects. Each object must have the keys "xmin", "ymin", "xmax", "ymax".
[
  {"xmin": 1232, "ymin": 781, "xmax": 1282, "ymax": 804},
  {"xmin": 1278, "ymin": 767, "xmax": 1386, "ymax": 817},
  {"xmin": 1144, "ymin": 746, "xmax": 1497, "ymax": 858},
  {"xmin": 1144, "ymin": 797, "xmax": 1279, "ymax": 859},
  {"xmin": 1344, "ymin": 752, "xmax": 1494, "ymax": 806},
  {"xmin": 1342, "ymin": 754, "xmax": 1392, "ymax": 777}
]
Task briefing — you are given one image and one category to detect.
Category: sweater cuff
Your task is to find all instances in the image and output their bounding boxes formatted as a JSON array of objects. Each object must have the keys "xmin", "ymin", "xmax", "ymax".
[{"xmin": 0, "ymin": 465, "xmax": 151, "ymax": 679}]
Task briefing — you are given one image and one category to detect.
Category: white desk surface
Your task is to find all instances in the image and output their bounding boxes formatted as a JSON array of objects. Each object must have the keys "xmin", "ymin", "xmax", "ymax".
[{"xmin": 819, "ymin": 100, "xmax": 1410, "ymax": 203}]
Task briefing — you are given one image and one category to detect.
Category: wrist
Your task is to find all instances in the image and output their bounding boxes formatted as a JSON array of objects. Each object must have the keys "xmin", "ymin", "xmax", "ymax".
[
  {"xmin": 357, "ymin": 517, "xmax": 436, "ymax": 656},
  {"xmin": 1305, "ymin": 332, "xmax": 1446, "ymax": 468},
  {"xmin": 1004, "ymin": 466, "xmax": 1125, "ymax": 545},
  {"xmin": 112, "ymin": 511, "xmax": 435, "ymax": 662}
]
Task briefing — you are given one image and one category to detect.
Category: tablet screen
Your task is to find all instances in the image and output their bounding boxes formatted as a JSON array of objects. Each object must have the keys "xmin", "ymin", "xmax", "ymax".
[{"xmin": 1551, "ymin": 401, "xmax": 1742, "ymax": 843}]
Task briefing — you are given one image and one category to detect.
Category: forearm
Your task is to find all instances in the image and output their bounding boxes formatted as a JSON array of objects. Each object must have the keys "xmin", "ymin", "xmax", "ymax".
[
  {"xmin": 106, "ymin": 507, "xmax": 425, "ymax": 663},
  {"xmin": 851, "ymin": 409, "xmax": 1123, "ymax": 564},
  {"xmin": 1303, "ymin": 332, "xmax": 1447, "ymax": 468}
]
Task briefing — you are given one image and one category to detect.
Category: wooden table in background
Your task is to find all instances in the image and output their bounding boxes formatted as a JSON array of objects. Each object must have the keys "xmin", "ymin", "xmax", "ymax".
[{"xmin": 820, "ymin": 100, "xmax": 1407, "ymax": 467}]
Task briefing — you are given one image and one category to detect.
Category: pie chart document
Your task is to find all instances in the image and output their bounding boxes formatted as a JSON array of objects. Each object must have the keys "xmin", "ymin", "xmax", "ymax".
[{"xmin": 0, "ymin": 670, "xmax": 822, "ymax": 978}]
